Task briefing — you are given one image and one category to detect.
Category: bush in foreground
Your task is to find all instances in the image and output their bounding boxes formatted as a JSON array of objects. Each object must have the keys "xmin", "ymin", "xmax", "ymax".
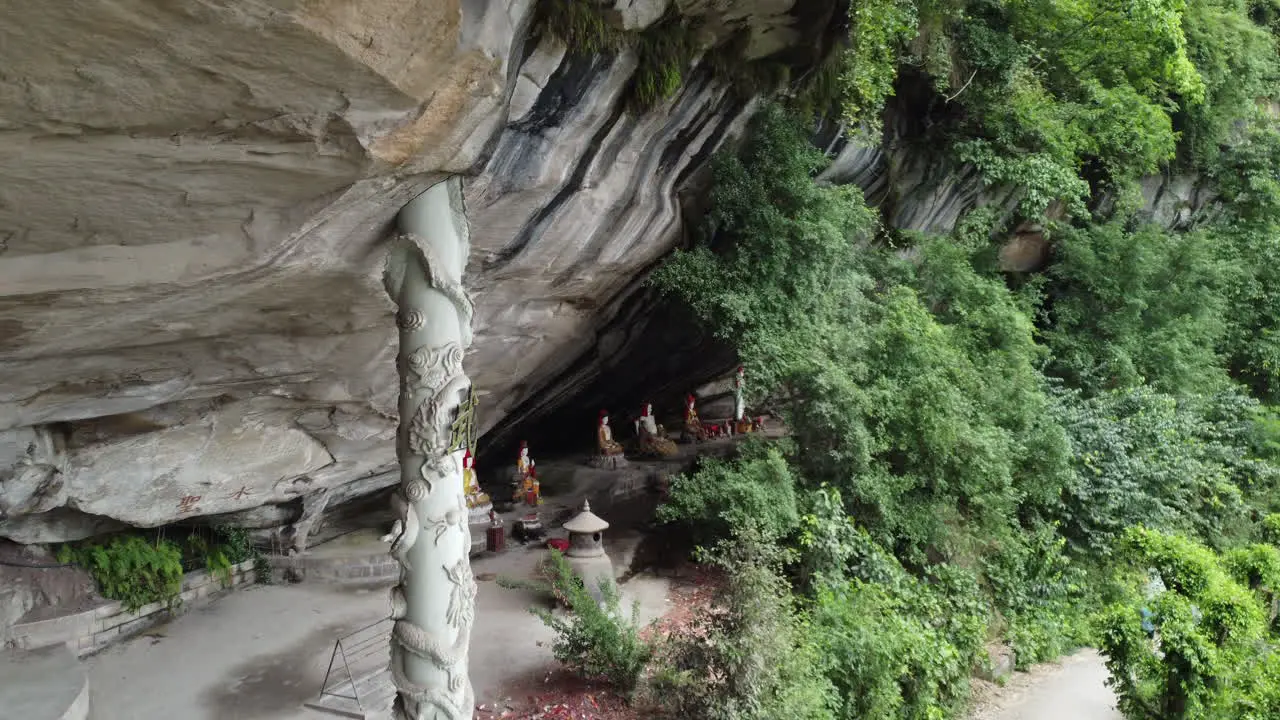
[{"xmin": 1099, "ymin": 527, "xmax": 1280, "ymax": 720}]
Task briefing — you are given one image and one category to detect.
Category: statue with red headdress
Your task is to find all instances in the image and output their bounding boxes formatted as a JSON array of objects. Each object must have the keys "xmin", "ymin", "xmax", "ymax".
[
  {"xmin": 636, "ymin": 402, "xmax": 679, "ymax": 458},
  {"xmin": 462, "ymin": 450, "xmax": 490, "ymax": 509},
  {"xmin": 509, "ymin": 441, "xmax": 542, "ymax": 506},
  {"xmin": 590, "ymin": 409, "xmax": 629, "ymax": 469},
  {"xmin": 523, "ymin": 462, "xmax": 542, "ymax": 506},
  {"xmin": 681, "ymin": 394, "xmax": 710, "ymax": 442},
  {"xmin": 511, "ymin": 441, "xmax": 533, "ymax": 502}
]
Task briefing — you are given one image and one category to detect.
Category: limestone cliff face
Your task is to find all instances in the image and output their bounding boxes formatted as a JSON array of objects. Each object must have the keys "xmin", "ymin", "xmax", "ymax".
[
  {"xmin": 0, "ymin": 0, "xmax": 1208, "ymax": 545},
  {"xmin": 0, "ymin": 0, "xmax": 837, "ymax": 543}
]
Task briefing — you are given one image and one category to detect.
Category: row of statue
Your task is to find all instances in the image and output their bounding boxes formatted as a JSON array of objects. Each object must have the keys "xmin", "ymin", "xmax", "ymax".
[
  {"xmin": 458, "ymin": 367, "xmax": 768, "ymax": 514},
  {"xmin": 458, "ymin": 442, "xmax": 543, "ymax": 514},
  {"xmin": 595, "ymin": 366, "xmax": 764, "ymax": 464}
]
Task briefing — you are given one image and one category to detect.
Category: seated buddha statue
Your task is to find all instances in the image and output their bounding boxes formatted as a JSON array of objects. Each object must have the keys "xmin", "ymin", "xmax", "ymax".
[
  {"xmin": 597, "ymin": 410, "xmax": 625, "ymax": 456},
  {"xmin": 512, "ymin": 441, "xmax": 533, "ymax": 503},
  {"xmin": 681, "ymin": 394, "xmax": 709, "ymax": 442},
  {"xmin": 589, "ymin": 410, "xmax": 629, "ymax": 469},
  {"xmin": 462, "ymin": 450, "xmax": 491, "ymax": 512},
  {"xmin": 637, "ymin": 402, "xmax": 678, "ymax": 458}
]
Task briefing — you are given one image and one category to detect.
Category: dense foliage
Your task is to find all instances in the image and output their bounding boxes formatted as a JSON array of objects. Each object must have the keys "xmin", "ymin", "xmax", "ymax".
[
  {"xmin": 656, "ymin": 441, "xmax": 800, "ymax": 545},
  {"xmin": 646, "ymin": 86, "xmax": 1280, "ymax": 716},
  {"xmin": 534, "ymin": 0, "xmax": 1280, "ymax": 716},
  {"xmin": 833, "ymin": 0, "xmax": 1280, "ymax": 217},
  {"xmin": 648, "ymin": 534, "xmax": 836, "ymax": 720},
  {"xmin": 1099, "ymin": 528, "xmax": 1280, "ymax": 719}
]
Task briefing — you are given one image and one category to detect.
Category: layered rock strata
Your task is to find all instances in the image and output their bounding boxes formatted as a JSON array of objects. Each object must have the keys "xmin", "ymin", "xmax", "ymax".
[{"xmin": 0, "ymin": 0, "xmax": 839, "ymax": 543}]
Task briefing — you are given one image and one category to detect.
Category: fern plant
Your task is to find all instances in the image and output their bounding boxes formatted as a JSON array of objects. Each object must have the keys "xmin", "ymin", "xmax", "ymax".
[{"xmin": 58, "ymin": 534, "xmax": 185, "ymax": 612}]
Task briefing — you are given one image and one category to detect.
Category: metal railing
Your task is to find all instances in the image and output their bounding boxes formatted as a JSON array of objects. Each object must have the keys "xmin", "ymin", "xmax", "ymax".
[{"xmin": 315, "ymin": 617, "xmax": 392, "ymax": 713}]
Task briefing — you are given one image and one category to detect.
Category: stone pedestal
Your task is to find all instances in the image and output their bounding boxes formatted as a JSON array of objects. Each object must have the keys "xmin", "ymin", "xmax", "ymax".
[
  {"xmin": 468, "ymin": 504, "xmax": 491, "ymax": 556},
  {"xmin": 588, "ymin": 454, "xmax": 629, "ymax": 470},
  {"xmin": 566, "ymin": 554, "xmax": 615, "ymax": 604}
]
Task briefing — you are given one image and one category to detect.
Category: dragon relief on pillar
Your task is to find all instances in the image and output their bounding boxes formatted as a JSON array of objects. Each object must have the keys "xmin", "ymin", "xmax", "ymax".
[
  {"xmin": 384, "ymin": 224, "xmax": 478, "ymax": 720},
  {"xmin": 406, "ymin": 341, "xmax": 471, "ymax": 486}
]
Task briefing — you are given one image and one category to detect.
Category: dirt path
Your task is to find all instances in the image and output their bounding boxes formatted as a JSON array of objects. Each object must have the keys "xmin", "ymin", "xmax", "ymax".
[{"xmin": 969, "ymin": 649, "xmax": 1123, "ymax": 720}]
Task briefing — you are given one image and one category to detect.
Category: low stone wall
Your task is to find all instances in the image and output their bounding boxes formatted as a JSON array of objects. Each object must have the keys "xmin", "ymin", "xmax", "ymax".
[
  {"xmin": 268, "ymin": 551, "xmax": 400, "ymax": 584},
  {"xmin": 268, "ymin": 526, "xmax": 488, "ymax": 584},
  {"xmin": 5, "ymin": 560, "xmax": 255, "ymax": 656}
]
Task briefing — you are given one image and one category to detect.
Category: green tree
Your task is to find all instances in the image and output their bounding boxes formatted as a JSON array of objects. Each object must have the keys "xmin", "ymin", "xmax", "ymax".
[
  {"xmin": 1100, "ymin": 528, "xmax": 1280, "ymax": 719},
  {"xmin": 1043, "ymin": 221, "xmax": 1233, "ymax": 395}
]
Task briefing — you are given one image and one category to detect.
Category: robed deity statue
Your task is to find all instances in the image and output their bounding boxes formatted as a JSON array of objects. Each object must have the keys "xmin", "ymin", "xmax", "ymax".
[
  {"xmin": 512, "ymin": 441, "xmax": 532, "ymax": 502},
  {"xmin": 597, "ymin": 410, "xmax": 625, "ymax": 456},
  {"xmin": 510, "ymin": 441, "xmax": 541, "ymax": 506},
  {"xmin": 734, "ymin": 366, "xmax": 753, "ymax": 434},
  {"xmin": 681, "ymin": 394, "xmax": 709, "ymax": 442},
  {"xmin": 637, "ymin": 402, "xmax": 679, "ymax": 457},
  {"xmin": 463, "ymin": 450, "xmax": 490, "ymax": 509},
  {"xmin": 588, "ymin": 409, "xmax": 629, "ymax": 469},
  {"xmin": 523, "ymin": 461, "xmax": 541, "ymax": 506}
]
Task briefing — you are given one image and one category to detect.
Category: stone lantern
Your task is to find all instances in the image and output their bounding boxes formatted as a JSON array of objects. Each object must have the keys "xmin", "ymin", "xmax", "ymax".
[
  {"xmin": 563, "ymin": 500, "xmax": 609, "ymax": 558},
  {"xmin": 561, "ymin": 500, "xmax": 613, "ymax": 601}
]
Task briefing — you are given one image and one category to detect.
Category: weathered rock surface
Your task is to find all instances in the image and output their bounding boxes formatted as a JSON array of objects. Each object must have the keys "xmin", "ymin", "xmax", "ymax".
[
  {"xmin": 0, "ymin": 541, "xmax": 98, "ymax": 639},
  {"xmin": 3, "ymin": 0, "xmax": 1200, "ymax": 545},
  {"xmin": 0, "ymin": 0, "xmax": 840, "ymax": 543},
  {"xmin": 820, "ymin": 125, "xmax": 1214, "ymax": 239}
]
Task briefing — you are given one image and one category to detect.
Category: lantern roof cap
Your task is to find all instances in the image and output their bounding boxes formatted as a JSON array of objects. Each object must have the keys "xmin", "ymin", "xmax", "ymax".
[{"xmin": 563, "ymin": 500, "xmax": 609, "ymax": 534}]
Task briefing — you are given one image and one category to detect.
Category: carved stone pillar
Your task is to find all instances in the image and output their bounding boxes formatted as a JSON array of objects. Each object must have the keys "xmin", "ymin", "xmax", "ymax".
[{"xmin": 383, "ymin": 179, "xmax": 476, "ymax": 720}]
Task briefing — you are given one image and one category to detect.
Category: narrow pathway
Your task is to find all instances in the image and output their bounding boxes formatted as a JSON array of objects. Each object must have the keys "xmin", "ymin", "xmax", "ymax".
[
  {"xmin": 83, "ymin": 547, "xmax": 671, "ymax": 719},
  {"xmin": 971, "ymin": 650, "xmax": 1123, "ymax": 720}
]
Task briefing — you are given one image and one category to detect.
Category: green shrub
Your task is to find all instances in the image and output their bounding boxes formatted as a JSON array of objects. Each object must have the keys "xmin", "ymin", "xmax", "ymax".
[
  {"xmin": 185, "ymin": 532, "xmax": 233, "ymax": 586},
  {"xmin": 795, "ymin": 486, "xmax": 864, "ymax": 588},
  {"xmin": 528, "ymin": 551, "xmax": 652, "ymax": 694},
  {"xmin": 212, "ymin": 525, "xmax": 270, "ymax": 585},
  {"xmin": 1224, "ymin": 543, "xmax": 1280, "ymax": 629},
  {"xmin": 1099, "ymin": 527, "xmax": 1280, "ymax": 720},
  {"xmin": 648, "ymin": 532, "xmax": 836, "ymax": 720},
  {"xmin": 1262, "ymin": 514, "xmax": 1280, "ymax": 546},
  {"xmin": 657, "ymin": 443, "xmax": 800, "ymax": 545},
  {"xmin": 1042, "ymin": 222, "xmax": 1233, "ymax": 396},
  {"xmin": 1225, "ymin": 544, "xmax": 1280, "ymax": 592},
  {"xmin": 812, "ymin": 545, "xmax": 988, "ymax": 720},
  {"xmin": 1053, "ymin": 387, "xmax": 1266, "ymax": 554},
  {"xmin": 981, "ymin": 524, "xmax": 1093, "ymax": 666},
  {"xmin": 58, "ymin": 534, "xmax": 185, "ymax": 612},
  {"xmin": 212, "ymin": 524, "xmax": 255, "ymax": 563},
  {"xmin": 181, "ymin": 525, "xmax": 269, "ymax": 586}
]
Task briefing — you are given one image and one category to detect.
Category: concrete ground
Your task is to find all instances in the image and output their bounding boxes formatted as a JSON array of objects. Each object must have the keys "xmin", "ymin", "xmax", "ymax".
[
  {"xmin": 84, "ymin": 544, "xmax": 671, "ymax": 720},
  {"xmin": 1, "ymin": 644, "xmax": 90, "ymax": 720},
  {"xmin": 972, "ymin": 649, "xmax": 1123, "ymax": 720}
]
